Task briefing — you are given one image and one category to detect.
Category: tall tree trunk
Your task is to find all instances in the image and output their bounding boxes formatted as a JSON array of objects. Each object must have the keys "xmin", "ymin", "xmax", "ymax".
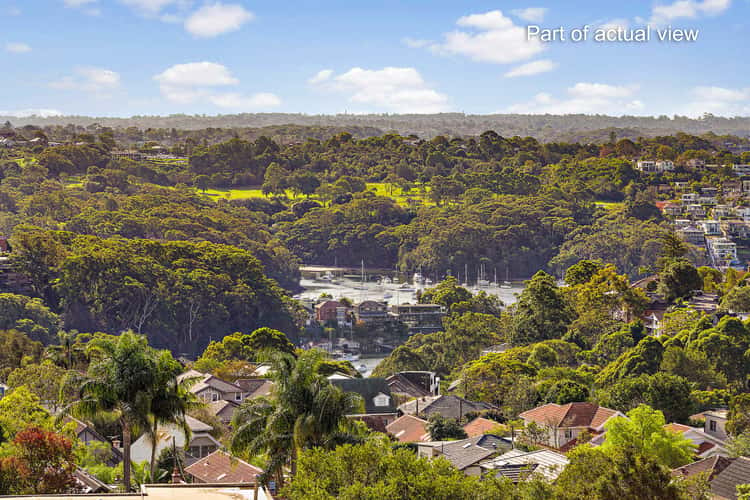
[
  {"xmin": 122, "ymin": 422, "xmax": 132, "ymax": 492},
  {"xmin": 150, "ymin": 421, "xmax": 158, "ymax": 484}
]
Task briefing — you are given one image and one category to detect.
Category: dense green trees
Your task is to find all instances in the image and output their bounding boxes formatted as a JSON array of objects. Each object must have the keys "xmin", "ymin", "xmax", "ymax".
[
  {"xmin": 283, "ymin": 437, "xmax": 548, "ymax": 500},
  {"xmin": 602, "ymin": 405, "xmax": 695, "ymax": 468},
  {"xmin": 510, "ymin": 271, "xmax": 575, "ymax": 345},
  {"xmin": 10, "ymin": 230, "xmax": 296, "ymax": 355}
]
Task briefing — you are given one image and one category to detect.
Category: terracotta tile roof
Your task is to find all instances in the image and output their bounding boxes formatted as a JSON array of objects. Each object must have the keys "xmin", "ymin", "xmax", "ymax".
[
  {"xmin": 665, "ymin": 423, "xmax": 693, "ymax": 434},
  {"xmin": 185, "ymin": 450, "xmax": 263, "ymax": 484},
  {"xmin": 463, "ymin": 417, "xmax": 501, "ymax": 438},
  {"xmin": 386, "ymin": 415, "xmax": 430, "ymax": 442},
  {"xmin": 697, "ymin": 441, "xmax": 716, "ymax": 455},
  {"xmin": 519, "ymin": 403, "xmax": 618, "ymax": 429}
]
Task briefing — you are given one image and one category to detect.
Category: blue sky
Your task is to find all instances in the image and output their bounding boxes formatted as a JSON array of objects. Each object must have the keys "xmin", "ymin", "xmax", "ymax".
[{"xmin": 0, "ymin": 0, "xmax": 748, "ymax": 117}]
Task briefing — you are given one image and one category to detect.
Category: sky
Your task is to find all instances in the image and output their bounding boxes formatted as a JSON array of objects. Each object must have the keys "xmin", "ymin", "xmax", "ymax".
[{"xmin": 0, "ymin": 0, "xmax": 749, "ymax": 118}]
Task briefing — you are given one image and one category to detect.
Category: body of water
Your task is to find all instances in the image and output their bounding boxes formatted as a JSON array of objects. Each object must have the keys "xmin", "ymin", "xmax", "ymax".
[{"xmin": 296, "ymin": 267, "xmax": 525, "ymax": 306}]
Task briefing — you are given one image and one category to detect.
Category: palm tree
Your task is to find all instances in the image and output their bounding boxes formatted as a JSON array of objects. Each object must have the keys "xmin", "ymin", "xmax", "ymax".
[
  {"xmin": 145, "ymin": 351, "xmax": 202, "ymax": 481},
  {"xmin": 66, "ymin": 332, "xmax": 157, "ymax": 491},
  {"xmin": 46, "ymin": 330, "xmax": 85, "ymax": 370},
  {"xmin": 231, "ymin": 349, "xmax": 363, "ymax": 487}
]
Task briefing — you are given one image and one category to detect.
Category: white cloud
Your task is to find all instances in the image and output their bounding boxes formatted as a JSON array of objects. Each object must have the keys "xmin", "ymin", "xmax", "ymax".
[
  {"xmin": 648, "ymin": 0, "xmax": 731, "ymax": 25},
  {"xmin": 154, "ymin": 61, "xmax": 279, "ymax": 110},
  {"xmin": 507, "ymin": 82, "xmax": 644, "ymax": 115},
  {"xmin": 568, "ymin": 82, "xmax": 639, "ymax": 99},
  {"xmin": 511, "ymin": 7, "xmax": 548, "ymax": 23},
  {"xmin": 402, "ymin": 37, "xmax": 433, "ymax": 49},
  {"xmin": 308, "ymin": 69, "xmax": 333, "ymax": 85},
  {"xmin": 5, "ymin": 42, "xmax": 31, "ymax": 53},
  {"xmin": 312, "ymin": 67, "xmax": 450, "ymax": 114},
  {"xmin": 63, "ymin": 0, "xmax": 97, "ymax": 6},
  {"xmin": 208, "ymin": 92, "xmax": 281, "ymax": 110},
  {"xmin": 184, "ymin": 2, "xmax": 254, "ymax": 37},
  {"xmin": 429, "ymin": 10, "xmax": 545, "ymax": 64},
  {"xmin": 684, "ymin": 85, "xmax": 750, "ymax": 116},
  {"xmin": 504, "ymin": 59, "xmax": 557, "ymax": 78},
  {"xmin": 50, "ymin": 67, "xmax": 121, "ymax": 93},
  {"xmin": 0, "ymin": 109, "xmax": 63, "ymax": 118},
  {"xmin": 119, "ymin": 0, "xmax": 181, "ymax": 16}
]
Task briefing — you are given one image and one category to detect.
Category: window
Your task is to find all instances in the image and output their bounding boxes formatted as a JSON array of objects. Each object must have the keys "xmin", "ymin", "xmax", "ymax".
[
  {"xmin": 564, "ymin": 429, "xmax": 573, "ymax": 439},
  {"xmin": 212, "ymin": 392, "xmax": 219, "ymax": 402},
  {"xmin": 235, "ymin": 393, "xmax": 242, "ymax": 401},
  {"xmin": 709, "ymin": 420, "xmax": 717, "ymax": 432},
  {"xmin": 373, "ymin": 394, "xmax": 390, "ymax": 407}
]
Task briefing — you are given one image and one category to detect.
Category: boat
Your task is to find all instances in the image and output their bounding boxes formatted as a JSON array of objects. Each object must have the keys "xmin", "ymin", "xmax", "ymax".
[
  {"xmin": 358, "ymin": 364, "xmax": 368, "ymax": 372},
  {"xmin": 425, "ymin": 278, "xmax": 433, "ymax": 285},
  {"xmin": 490, "ymin": 268, "xmax": 499, "ymax": 287},
  {"xmin": 383, "ymin": 291, "xmax": 393, "ymax": 299},
  {"xmin": 500, "ymin": 265, "xmax": 512, "ymax": 288},
  {"xmin": 413, "ymin": 271, "xmax": 425, "ymax": 285},
  {"xmin": 398, "ymin": 283, "xmax": 415, "ymax": 292}
]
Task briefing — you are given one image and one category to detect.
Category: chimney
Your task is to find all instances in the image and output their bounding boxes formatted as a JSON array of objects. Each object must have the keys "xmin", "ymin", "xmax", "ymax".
[{"xmin": 171, "ymin": 466, "xmax": 184, "ymax": 484}]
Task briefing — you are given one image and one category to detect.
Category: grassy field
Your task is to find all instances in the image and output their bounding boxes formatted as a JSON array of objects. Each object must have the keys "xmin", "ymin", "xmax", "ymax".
[
  {"xmin": 595, "ymin": 201, "xmax": 625, "ymax": 211},
  {"xmin": 196, "ymin": 182, "xmax": 433, "ymax": 206}
]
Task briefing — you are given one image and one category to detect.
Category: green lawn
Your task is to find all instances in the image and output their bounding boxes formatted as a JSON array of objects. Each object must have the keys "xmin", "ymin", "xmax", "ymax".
[
  {"xmin": 595, "ymin": 201, "xmax": 625, "ymax": 210},
  {"xmin": 195, "ymin": 182, "xmax": 433, "ymax": 206}
]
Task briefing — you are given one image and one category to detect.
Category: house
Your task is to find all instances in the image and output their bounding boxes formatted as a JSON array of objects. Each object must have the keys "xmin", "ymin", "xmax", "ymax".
[
  {"xmin": 707, "ymin": 237, "xmax": 739, "ymax": 267},
  {"xmin": 235, "ymin": 378, "xmax": 273, "ymax": 400},
  {"xmin": 185, "ymin": 450, "xmax": 264, "ymax": 484},
  {"xmin": 677, "ymin": 225, "xmax": 705, "ymax": 245},
  {"xmin": 701, "ymin": 409, "xmax": 729, "ymax": 441},
  {"xmin": 0, "ymin": 237, "xmax": 8, "ymax": 253},
  {"xmin": 355, "ymin": 300, "xmax": 389, "ymax": 323},
  {"xmin": 636, "ymin": 160, "xmax": 674, "ymax": 173},
  {"xmin": 518, "ymin": 402, "xmax": 623, "ymax": 450},
  {"xmin": 417, "ymin": 434, "xmax": 511, "ymax": 476},
  {"xmin": 721, "ymin": 220, "xmax": 750, "ymax": 239},
  {"xmin": 464, "ymin": 417, "xmax": 502, "ymax": 438},
  {"xmin": 73, "ymin": 467, "xmax": 112, "ymax": 494},
  {"xmin": 390, "ymin": 304, "xmax": 446, "ymax": 334},
  {"xmin": 685, "ymin": 204, "xmax": 707, "ymax": 218},
  {"xmin": 480, "ymin": 449, "xmax": 569, "ymax": 483},
  {"xmin": 398, "ymin": 395, "xmax": 496, "ymax": 421},
  {"xmin": 733, "ymin": 164, "xmax": 750, "ymax": 177},
  {"xmin": 686, "ymin": 159, "xmax": 706, "ymax": 169},
  {"xmin": 700, "ymin": 220, "xmax": 722, "ymax": 236},
  {"xmin": 207, "ymin": 400, "xmax": 239, "ymax": 426},
  {"xmin": 64, "ymin": 416, "xmax": 122, "ymax": 466},
  {"xmin": 386, "ymin": 414, "xmax": 430, "ymax": 443},
  {"xmin": 481, "ymin": 343, "xmax": 511, "ymax": 356},
  {"xmin": 315, "ymin": 300, "xmax": 341, "ymax": 323},
  {"xmin": 331, "ymin": 377, "xmax": 399, "ymax": 430},
  {"xmin": 181, "ymin": 371, "xmax": 246, "ymax": 404},
  {"xmin": 674, "ymin": 456, "xmax": 750, "ymax": 500},
  {"xmin": 130, "ymin": 415, "xmax": 221, "ymax": 466},
  {"xmin": 682, "ymin": 193, "xmax": 699, "ymax": 205},
  {"xmin": 665, "ymin": 423, "xmax": 727, "ymax": 458},
  {"xmin": 662, "ymin": 202, "xmax": 683, "ymax": 217},
  {"xmin": 386, "ymin": 371, "xmax": 440, "ymax": 399}
]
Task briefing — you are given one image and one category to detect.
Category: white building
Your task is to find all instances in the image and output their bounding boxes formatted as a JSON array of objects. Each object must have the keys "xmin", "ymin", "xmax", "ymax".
[
  {"xmin": 636, "ymin": 160, "xmax": 675, "ymax": 173},
  {"xmin": 130, "ymin": 415, "xmax": 221, "ymax": 466}
]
